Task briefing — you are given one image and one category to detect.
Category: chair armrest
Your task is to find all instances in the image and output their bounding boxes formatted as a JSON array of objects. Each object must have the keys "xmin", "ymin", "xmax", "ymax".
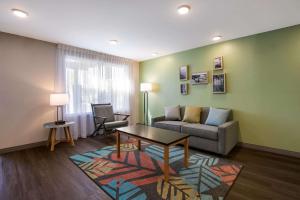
[
  {"xmin": 151, "ymin": 116, "xmax": 165, "ymax": 126},
  {"xmin": 114, "ymin": 113, "xmax": 130, "ymax": 120},
  {"xmin": 94, "ymin": 116, "xmax": 107, "ymax": 120},
  {"xmin": 218, "ymin": 121, "xmax": 239, "ymax": 155},
  {"xmin": 94, "ymin": 116, "xmax": 107, "ymax": 125}
]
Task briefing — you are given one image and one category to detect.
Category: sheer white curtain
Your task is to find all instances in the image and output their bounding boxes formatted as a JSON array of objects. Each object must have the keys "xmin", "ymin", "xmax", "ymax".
[{"xmin": 55, "ymin": 44, "xmax": 139, "ymax": 139}]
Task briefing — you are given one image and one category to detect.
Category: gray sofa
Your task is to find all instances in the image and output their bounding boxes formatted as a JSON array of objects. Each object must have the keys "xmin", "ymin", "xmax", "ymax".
[{"xmin": 151, "ymin": 106, "xmax": 239, "ymax": 155}]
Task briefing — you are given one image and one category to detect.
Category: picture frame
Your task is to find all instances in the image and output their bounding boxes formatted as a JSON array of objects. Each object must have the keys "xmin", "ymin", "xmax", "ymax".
[
  {"xmin": 180, "ymin": 83, "xmax": 188, "ymax": 95},
  {"xmin": 179, "ymin": 65, "xmax": 188, "ymax": 81},
  {"xmin": 214, "ymin": 56, "xmax": 223, "ymax": 70},
  {"xmin": 191, "ymin": 71, "xmax": 209, "ymax": 85},
  {"xmin": 213, "ymin": 73, "xmax": 226, "ymax": 93}
]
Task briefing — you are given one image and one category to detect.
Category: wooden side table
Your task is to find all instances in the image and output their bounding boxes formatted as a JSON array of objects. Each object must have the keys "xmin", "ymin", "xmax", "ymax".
[{"xmin": 43, "ymin": 121, "xmax": 75, "ymax": 151}]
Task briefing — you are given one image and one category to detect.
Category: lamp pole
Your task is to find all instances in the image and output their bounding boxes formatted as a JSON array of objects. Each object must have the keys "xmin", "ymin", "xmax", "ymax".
[
  {"xmin": 56, "ymin": 106, "xmax": 59, "ymax": 122},
  {"xmin": 146, "ymin": 91, "xmax": 148, "ymax": 125},
  {"xmin": 140, "ymin": 83, "xmax": 153, "ymax": 125},
  {"xmin": 143, "ymin": 92, "xmax": 145, "ymax": 125},
  {"xmin": 143, "ymin": 91, "xmax": 148, "ymax": 125}
]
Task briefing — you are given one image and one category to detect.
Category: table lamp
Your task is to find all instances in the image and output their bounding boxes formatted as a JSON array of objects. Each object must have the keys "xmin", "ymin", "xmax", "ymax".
[
  {"xmin": 140, "ymin": 83, "xmax": 153, "ymax": 125},
  {"xmin": 50, "ymin": 93, "xmax": 69, "ymax": 125}
]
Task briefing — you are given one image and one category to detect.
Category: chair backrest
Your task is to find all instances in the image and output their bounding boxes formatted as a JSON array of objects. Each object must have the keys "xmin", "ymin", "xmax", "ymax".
[{"xmin": 91, "ymin": 103, "xmax": 115, "ymax": 123}]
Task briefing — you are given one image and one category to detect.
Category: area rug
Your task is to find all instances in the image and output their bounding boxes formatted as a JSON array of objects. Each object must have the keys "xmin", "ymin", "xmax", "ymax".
[{"xmin": 70, "ymin": 141, "xmax": 242, "ymax": 200}]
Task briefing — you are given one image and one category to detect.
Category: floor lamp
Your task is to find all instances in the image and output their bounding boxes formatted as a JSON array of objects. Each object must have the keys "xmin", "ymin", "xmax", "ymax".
[{"xmin": 140, "ymin": 83, "xmax": 153, "ymax": 125}]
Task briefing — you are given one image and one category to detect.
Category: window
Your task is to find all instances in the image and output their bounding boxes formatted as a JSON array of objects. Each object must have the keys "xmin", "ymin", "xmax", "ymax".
[{"xmin": 65, "ymin": 56, "xmax": 131, "ymax": 115}]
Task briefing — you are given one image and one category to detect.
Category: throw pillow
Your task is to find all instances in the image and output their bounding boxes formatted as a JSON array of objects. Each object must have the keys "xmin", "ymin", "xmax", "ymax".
[
  {"xmin": 165, "ymin": 105, "xmax": 181, "ymax": 120},
  {"xmin": 205, "ymin": 107, "xmax": 231, "ymax": 126},
  {"xmin": 182, "ymin": 106, "xmax": 201, "ymax": 123}
]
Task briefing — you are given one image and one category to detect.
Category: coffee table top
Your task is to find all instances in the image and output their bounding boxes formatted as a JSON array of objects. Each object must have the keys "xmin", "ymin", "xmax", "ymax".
[{"xmin": 116, "ymin": 125, "xmax": 189, "ymax": 146}]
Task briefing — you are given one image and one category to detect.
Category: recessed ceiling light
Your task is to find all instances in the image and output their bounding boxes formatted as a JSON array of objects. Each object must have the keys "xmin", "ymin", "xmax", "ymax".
[
  {"xmin": 11, "ymin": 9, "xmax": 28, "ymax": 18},
  {"xmin": 177, "ymin": 5, "xmax": 191, "ymax": 15},
  {"xmin": 212, "ymin": 36, "xmax": 222, "ymax": 41},
  {"xmin": 109, "ymin": 40, "xmax": 119, "ymax": 45},
  {"xmin": 152, "ymin": 52, "xmax": 159, "ymax": 56}
]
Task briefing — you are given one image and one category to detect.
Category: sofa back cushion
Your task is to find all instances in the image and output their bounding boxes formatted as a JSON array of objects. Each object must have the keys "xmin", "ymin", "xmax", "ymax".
[
  {"xmin": 180, "ymin": 106, "xmax": 185, "ymax": 120},
  {"xmin": 205, "ymin": 107, "xmax": 231, "ymax": 126},
  {"xmin": 182, "ymin": 106, "xmax": 201, "ymax": 123},
  {"xmin": 164, "ymin": 105, "xmax": 181, "ymax": 120},
  {"xmin": 179, "ymin": 106, "xmax": 232, "ymax": 124},
  {"xmin": 200, "ymin": 107, "xmax": 210, "ymax": 124}
]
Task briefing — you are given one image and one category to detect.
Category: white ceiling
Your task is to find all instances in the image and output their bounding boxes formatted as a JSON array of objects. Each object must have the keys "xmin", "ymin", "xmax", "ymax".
[{"xmin": 0, "ymin": 0, "xmax": 300, "ymax": 61}]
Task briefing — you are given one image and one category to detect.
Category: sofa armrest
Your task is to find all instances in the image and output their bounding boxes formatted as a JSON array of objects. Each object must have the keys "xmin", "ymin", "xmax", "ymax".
[
  {"xmin": 218, "ymin": 121, "xmax": 239, "ymax": 155},
  {"xmin": 151, "ymin": 116, "xmax": 165, "ymax": 126}
]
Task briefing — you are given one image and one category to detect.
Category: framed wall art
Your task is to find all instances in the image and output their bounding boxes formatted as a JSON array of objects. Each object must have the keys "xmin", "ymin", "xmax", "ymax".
[
  {"xmin": 179, "ymin": 65, "xmax": 188, "ymax": 81},
  {"xmin": 213, "ymin": 73, "xmax": 226, "ymax": 93},
  {"xmin": 214, "ymin": 56, "xmax": 223, "ymax": 70},
  {"xmin": 180, "ymin": 83, "xmax": 188, "ymax": 95},
  {"xmin": 191, "ymin": 71, "xmax": 208, "ymax": 85}
]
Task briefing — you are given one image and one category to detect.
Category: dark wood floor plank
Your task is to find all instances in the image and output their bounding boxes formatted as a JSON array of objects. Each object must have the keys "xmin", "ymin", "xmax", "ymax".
[{"xmin": 0, "ymin": 135, "xmax": 299, "ymax": 200}]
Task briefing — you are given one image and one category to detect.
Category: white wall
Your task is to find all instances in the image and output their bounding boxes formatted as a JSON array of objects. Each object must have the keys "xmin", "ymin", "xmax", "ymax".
[{"xmin": 0, "ymin": 32, "xmax": 56, "ymax": 149}]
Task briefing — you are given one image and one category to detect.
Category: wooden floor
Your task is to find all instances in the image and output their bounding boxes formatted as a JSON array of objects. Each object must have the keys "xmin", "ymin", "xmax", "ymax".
[{"xmin": 0, "ymin": 135, "xmax": 299, "ymax": 200}]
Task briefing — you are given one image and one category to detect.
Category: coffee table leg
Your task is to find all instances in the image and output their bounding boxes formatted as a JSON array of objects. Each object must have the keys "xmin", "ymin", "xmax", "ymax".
[
  {"xmin": 184, "ymin": 138, "xmax": 189, "ymax": 168},
  {"xmin": 116, "ymin": 131, "xmax": 120, "ymax": 158},
  {"xmin": 164, "ymin": 146, "xmax": 169, "ymax": 181},
  {"xmin": 137, "ymin": 139, "xmax": 141, "ymax": 150}
]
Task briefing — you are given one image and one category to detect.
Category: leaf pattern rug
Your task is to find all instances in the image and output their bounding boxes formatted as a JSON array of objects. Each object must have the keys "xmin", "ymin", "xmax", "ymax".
[{"xmin": 70, "ymin": 141, "xmax": 242, "ymax": 200}]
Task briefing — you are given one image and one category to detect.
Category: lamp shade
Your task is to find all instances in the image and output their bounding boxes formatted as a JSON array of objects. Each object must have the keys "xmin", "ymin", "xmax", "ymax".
[
  {"xmin": 50, "ymin": 93, "xmax": 69, "ymax": 106},
  {"xmin": 140, "ymin": 83, "xmax": 153, "ymax": 92}
]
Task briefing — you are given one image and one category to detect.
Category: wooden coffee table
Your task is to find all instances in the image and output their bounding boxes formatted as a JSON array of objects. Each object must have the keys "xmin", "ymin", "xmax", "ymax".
[{"xmin": 116, "ymin": 125, "xmax": 189, "ymax": 181}]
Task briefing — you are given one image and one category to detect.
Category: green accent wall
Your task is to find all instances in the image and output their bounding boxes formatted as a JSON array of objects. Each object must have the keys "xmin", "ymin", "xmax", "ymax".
[{"xmin": 139, "ymin": 25, "xmax": 300, "ymax": 153}]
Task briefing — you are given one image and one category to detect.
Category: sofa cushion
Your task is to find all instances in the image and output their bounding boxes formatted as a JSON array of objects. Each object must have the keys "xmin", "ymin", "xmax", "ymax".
[
  {"xmin": 205, "ymin": 107, "xmax": 231, "ymax": 126},
  {"xmin": 182, "ymin": 124, "xmax": 218, "ymax": 140},
  {"xmin": 200, "ymin": 107, "xmax": 210, "ymax": 124},
  {"xmin": 180, "ymin": 106, "xmax": 185, "ymax": 120},
  {"xmin": 165, "ymin": 105, "xmax": 181, "ymax": 120},
  {"xmin": 154, "ymin": 121, "xmax": 188, "ymax": 132},
  {"xmin": 182, "ymin": 106, "xmax": 201, "ymax": 123}
]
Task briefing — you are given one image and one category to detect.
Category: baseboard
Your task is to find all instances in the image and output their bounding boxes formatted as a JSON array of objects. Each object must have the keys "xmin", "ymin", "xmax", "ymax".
[
  {"xmin": 0, "ymin": 141, "xmax": 47, "ymax": 154},
  {"xmin": 1, "ymin": 140, "xmax": 299, "ymax": 159},
  {"xmin": 238, "ymin": 142, "xmax": 300, "ymax": 158}
]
